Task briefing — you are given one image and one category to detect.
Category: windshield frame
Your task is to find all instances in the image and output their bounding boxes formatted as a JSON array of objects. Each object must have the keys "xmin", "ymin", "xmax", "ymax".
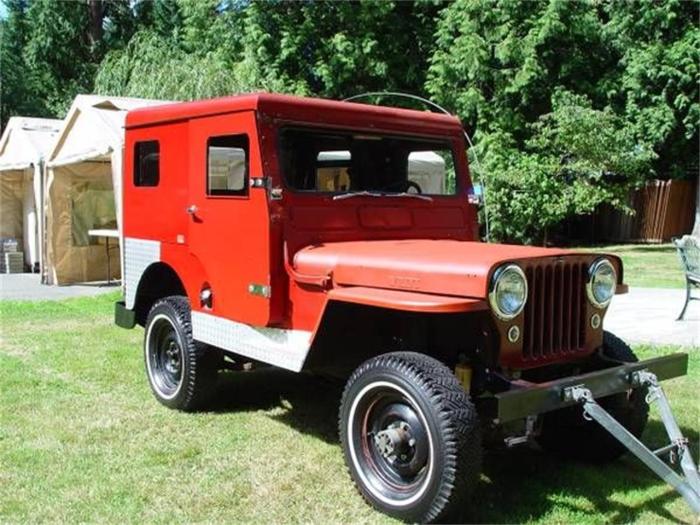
[{"xmin": 276, "ymin": 125, "xmax": 466, "ymax": 199}]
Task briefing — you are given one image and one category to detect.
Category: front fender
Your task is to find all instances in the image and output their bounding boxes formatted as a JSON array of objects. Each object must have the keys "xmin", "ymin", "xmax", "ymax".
[{"xmin": 326, "ymin": 286, "xmax": 487, "ymax": 314}]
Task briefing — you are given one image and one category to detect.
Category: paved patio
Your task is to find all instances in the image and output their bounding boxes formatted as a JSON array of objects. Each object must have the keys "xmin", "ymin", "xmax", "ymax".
[
  {"xmin": 605, "ymin": 287, "xmax": 699, "ymax": 348},
  {"xmin": 0, "ymin": 273, "xmax": 120, "ymax": 301}
]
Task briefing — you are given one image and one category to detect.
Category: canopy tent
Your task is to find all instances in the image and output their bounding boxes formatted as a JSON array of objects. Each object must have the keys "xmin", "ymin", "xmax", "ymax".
[
  {"xmin": 316, "ymin": 150, "xmax": 447, "ymax": 194},
  {"xmin": 0, "ymin": 117, "xmax": 61, "ymax": 270},
  {"xmin": 44, "ymin": 95, "xmax": 169, "ymax": 285}
]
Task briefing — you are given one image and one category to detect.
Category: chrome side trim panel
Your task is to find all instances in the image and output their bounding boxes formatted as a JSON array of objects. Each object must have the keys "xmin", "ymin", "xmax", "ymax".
[
  {"xmin": 124, "ymin": 237, "xmax": 161, "ymax": 309},
  {"xmin": 191, "ymin": 311, "xmax": 312, "ymax": 372}
]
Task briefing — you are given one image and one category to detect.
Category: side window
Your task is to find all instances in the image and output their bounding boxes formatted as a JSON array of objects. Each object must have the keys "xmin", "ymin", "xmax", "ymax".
[
  {"xmin": 134, "ymin": 141, "xmax": 160, "ymax": 187},
  {"xmin": 207, "ymin": 134, "xmax": 249, "ymax": 196}
]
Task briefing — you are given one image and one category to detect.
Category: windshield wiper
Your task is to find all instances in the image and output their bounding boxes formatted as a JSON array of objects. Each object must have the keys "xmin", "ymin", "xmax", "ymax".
[
  {"xmin": 332, "ymin": 191, "xmax": 433, "ymax": 202},
  {"xmin": 332, "ymin": 191, "xmax": 383, "ymax": 201},
  {"xmin": 388, "ymin": 192, "xmax": 433, "ymax": 202}
]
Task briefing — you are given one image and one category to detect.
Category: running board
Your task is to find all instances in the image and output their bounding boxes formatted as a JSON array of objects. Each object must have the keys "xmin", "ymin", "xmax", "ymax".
[{"xmin": 564, "ymin": 371, "xmax": 700, "ymax": 515}]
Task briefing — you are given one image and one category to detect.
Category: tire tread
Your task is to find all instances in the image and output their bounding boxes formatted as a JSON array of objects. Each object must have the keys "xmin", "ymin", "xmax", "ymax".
[
  {"xmin": 339, "ymin": 351, "xmax": 482, "ymax": 523},
  {"xmin": 145, "ymin": 296, "xmax": 218, "ymax": 411}
]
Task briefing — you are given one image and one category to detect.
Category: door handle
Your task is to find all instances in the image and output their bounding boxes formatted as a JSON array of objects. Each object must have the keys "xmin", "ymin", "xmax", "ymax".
[{"xmin": 186, "ymin": 205, "xmax": 198, "ymax": 215}]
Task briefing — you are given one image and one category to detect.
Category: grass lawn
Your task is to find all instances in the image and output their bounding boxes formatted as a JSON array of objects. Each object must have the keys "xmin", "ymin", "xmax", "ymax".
[
  {"xmin": 1, "ymin": 293, "xmax": 698, "ymax": 524},
  {"xmin": 579, "ymin": 243, "xmax": 685, "ymax": 289}
]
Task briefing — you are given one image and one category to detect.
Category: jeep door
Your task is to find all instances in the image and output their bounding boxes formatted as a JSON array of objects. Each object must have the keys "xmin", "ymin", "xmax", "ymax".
[{"xmin": 187, "ymin": 111, "xmax": 271, "ymax": 326}]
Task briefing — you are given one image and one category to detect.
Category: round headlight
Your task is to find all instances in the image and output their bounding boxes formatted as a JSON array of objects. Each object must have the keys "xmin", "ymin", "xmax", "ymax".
[
  {"xmin": 489, "ymin": 264, "xmax": 528, "ymax": 320},
  {"xmin": 587, "ymin": 258, "xmax": 616, "ymax": 308}
]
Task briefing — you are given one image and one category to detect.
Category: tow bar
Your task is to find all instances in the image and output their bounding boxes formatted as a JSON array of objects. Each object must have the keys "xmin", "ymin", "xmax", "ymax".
[{"xmin": 564, "ymin": 370, "xmax": 700, "ymax": 514}]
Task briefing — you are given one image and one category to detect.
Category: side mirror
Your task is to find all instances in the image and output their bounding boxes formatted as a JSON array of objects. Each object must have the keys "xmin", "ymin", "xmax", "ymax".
[
  {"xmin": 467, "ymin": 192, "xmax": 484, "ymax": 206},
  {"xmin": 467, "ymin": 183, "xmax": 484, "ymax": 206}
]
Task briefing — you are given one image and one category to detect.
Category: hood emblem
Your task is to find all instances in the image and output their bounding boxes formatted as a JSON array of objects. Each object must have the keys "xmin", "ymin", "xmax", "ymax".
[{"xmin": 390, "ymin": 276, "xmax": 421, "ymax": 290}]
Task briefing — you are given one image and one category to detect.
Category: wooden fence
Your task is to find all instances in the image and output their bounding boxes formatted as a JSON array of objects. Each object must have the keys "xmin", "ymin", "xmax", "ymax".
[{"xmin": 562, "ymin": 178, "xmax": 697, "ymax": 243}]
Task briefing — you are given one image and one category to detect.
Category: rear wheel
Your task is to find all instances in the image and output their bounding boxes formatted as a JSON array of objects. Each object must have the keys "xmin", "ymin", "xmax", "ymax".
[
  {"xmin": 339, "ymin": 352, "xmax": 482, "ymax": 523},
  {"xmin": 144, "ymin": 296, "xmax": 219, "ymax": 411},
  {"xmin": 537, "ymin": 331, "xmax": 649, "ymax": 462}
]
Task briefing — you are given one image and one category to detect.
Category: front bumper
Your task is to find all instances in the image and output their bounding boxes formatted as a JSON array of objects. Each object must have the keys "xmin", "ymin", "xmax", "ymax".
[{"xmin": 491, "ymin": 353, "xmax": 688, "ymax": 423}]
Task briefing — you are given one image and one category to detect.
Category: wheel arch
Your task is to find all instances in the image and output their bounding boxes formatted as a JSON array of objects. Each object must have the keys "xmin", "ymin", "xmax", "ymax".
[
  {"xmin": 303, "ymin": 297, "xmax": 497, "ymax": 381},
  {"xmin": 133, "ymin": 262, "xmax": 187, "ymax": 326}
]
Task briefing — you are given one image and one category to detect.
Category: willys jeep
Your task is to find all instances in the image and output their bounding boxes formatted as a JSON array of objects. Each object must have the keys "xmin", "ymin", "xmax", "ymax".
[{"xmin": 115, "ymin": 93, "xmax": 699, "ymax": 522}]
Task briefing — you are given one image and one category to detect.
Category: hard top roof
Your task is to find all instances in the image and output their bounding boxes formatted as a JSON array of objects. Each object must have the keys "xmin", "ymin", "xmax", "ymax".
[{"xmin": 125, "ymin": 92, "xmax": 463, "ymax": 133}]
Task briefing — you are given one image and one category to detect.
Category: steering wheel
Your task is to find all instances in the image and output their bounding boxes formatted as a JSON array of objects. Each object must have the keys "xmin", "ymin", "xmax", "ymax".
[{"xmin": 381, "ymin": 180, "xmax": 423, "ymax": 194}]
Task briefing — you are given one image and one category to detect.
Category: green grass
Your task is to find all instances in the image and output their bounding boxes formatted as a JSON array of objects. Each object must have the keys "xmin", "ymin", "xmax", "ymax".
[
  {"xmin": 1, "ymin": 293, "xmax": 698, "ymax": 524},
  {"xmin": 580, "ymin": 243, "xmax": 685, "ymax": 289}
]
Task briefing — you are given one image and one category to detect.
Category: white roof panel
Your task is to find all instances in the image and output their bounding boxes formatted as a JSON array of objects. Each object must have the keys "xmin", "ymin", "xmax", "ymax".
[
  {"xmin": 47, "ymin": 95, "xmax": 170, "ymax": 167},
  {"xmin": 0, "ymin": 117, "xmax": 62, "ymax": 170}
]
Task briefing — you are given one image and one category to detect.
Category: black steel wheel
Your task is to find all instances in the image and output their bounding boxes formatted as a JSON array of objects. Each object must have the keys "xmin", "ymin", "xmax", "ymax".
[
  {"xmin": 537, "ymin": 331, "xmax": 649, "ymax": 463},
  {"xmin": 144, "ymin": 296, "xmax": 219, "ymax": 411},
  {"xmin": 339, "ymin": 352, "xmax": 482, "ymax": 523},
  {"xmin": 147, "ymin": 315, "xmax": 184, "ymax": 397}
]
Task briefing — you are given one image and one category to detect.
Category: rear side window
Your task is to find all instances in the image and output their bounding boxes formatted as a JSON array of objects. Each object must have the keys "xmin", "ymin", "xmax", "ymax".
[
  {"xmin": 207, "ymin": 134, "xmax": 249, "ymax": 196},
  {"xmin": 134, "ymin": 141, "xmax": 160, "ymax": 186}
]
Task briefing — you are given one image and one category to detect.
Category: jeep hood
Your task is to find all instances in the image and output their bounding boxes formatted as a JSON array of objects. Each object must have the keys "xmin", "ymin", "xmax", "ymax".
[{"xmin": 292, "ymin": 239, "xmax": 575, "ymax": 299}]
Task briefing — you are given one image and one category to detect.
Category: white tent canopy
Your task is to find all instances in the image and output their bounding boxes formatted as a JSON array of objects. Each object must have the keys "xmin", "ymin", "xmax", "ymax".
[
  {"xmin": 0, "ymin": 117, "xmax": 61, "ymax": 269},
  {"xmin": 316, "ymin": 149, "xmax": 447, "ymax": 194},
  {"xmin": 44, "ymin": 95, "xmax": 169, "ymax": 284}
]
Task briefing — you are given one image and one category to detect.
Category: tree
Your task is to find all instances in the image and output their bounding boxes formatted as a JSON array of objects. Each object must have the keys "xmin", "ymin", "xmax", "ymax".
[
  {"xmin": 219, "ymin": 0, "xmax": 442, "ymax": 98},
  {"xmin": 478, "ymin": 91, "xmax": 654, "ymax": 244},
  {"xmin": 427, "ymin": 0, "xmax": 616, "ymax": 142},
  {"xmin": 94, "ymin": 30, "xmax": 260, "ymax": 101},
  {"xmin": 20, "ymin": 0, "xmax": 135, "ymax": 117},
  {"xmin": 427, "ymin": 0, "xmax": 697, "ymax": 243},
  {"xmin": 605, "ymin": 0, "xmax": 699, "ymax": 178},
  {"xmin": 95, "ymin": 0, "xmax": 443, "ymax": 101},
  {"xmin": 0, "ymin": 0, "xmax": 40, "ymax": 127}
]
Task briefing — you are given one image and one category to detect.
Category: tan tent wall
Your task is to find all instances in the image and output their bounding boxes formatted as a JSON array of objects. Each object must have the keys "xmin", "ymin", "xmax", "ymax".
[
  {"xmin": 0, "ymin": 170, "xmax": 25, "ymax": 246},
  {"xmin": 0, "ymin": 167, "xmax": 41, "ymax": 269},
  {"xmin": 45, "ymin": 160, "xmax": 121, "ymax": 284}
]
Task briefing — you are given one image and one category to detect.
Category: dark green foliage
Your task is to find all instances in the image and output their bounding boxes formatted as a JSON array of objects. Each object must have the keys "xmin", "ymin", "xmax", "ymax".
[
  {"xmin": 0, "ymin": 0, "xmax": 38, "ymax": 123},
  {"xmin": 0, "ymin": 0, "xmax": 135, "ymax": 124},
  {"xmin": 93, "ymin": 0, "xmax": 441, "ymax": 101},
  {"xmin": 480, "ymin": 91, "xmax": 656, "ymax": 244},
  {"xmin": 427, "ymin": 0, "xmax": 697, "ymax": 243},
  {"xmin": 22, "ymin": 0, "xmax": 99, "ymax": 116},
  {"xmin": 1, "ymin": 0, "xmax": 697, "ymax": 243},
  {"xmin": 604, "ymin": 0, "xmax": 699, "ymax": 179}
]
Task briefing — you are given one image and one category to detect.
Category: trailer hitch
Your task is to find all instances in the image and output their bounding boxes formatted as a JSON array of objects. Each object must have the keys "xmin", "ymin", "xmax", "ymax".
[{"xmin": 564, "ymin": 370, "xmax": 700, "ymax": 515}]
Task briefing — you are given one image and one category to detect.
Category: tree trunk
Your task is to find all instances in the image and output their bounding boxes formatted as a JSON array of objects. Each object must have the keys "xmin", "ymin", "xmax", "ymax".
[
  {"xmin": 692, "ymin": 173, "xmax": 700, "ymax": 237},
  {"xmin": 87, "ymin": 0, "xmax": 104, "ymax": 47}
]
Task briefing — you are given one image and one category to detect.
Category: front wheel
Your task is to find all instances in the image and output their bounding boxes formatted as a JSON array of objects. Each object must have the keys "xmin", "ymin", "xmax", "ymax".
[{"xmin": 339, "ymin": 352, "xmax": 482, "ymax": 523}]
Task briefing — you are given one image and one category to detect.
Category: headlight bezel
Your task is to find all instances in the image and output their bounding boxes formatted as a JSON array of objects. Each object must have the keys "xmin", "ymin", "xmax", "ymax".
[
  {"xmin": 488, "ymin": 263, "xmax": 528, "ymax": 321},
  {"xmin": 586, "ymin": 258, "xmax": 617, "ymax": 309}
]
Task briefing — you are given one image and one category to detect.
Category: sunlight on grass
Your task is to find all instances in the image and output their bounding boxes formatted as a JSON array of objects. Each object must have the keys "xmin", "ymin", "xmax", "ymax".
[
  {"xmin": 1, "ymin": 293, "xmax": 697, "ymax": 523},
  {"xmin": 578, "ymin": 243, "xmax": 685, "ymax": 289}
]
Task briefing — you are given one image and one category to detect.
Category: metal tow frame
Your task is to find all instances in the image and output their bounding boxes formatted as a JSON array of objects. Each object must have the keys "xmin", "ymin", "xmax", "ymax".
[{"xmin": 564, "ymin": 370, "xmax": 700, "ymax": 514}]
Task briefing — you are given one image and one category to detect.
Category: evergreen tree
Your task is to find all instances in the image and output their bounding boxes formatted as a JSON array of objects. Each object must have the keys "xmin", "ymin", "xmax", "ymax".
[{"xmin": 0, "ymin": 0, "xmax": 39, "ymax": 126}]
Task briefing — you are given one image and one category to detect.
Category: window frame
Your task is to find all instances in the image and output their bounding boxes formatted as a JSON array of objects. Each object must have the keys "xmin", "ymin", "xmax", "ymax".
[
  {"xmin": 133, "ymin": 140, "xmax": 160, "ymax": 187},
  {"xmin": 206, "ymin": 134, "xmax": 250, "ymax": 197},
  {"xmin": 277, "ymin": 126, "xmax": 462, "ymax": 198}
]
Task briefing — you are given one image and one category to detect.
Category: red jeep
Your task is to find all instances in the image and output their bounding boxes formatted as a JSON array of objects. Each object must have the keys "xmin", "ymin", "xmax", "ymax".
[{"xmin": 116, "ymin": 93, "xmax": 698, "ymax": 521}]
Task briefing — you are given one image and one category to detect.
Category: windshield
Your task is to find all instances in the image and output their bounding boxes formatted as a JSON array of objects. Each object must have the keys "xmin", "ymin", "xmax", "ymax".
[{"xmin": 279, "ymin": 128, "xmax": 458, "ymax": 196}]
